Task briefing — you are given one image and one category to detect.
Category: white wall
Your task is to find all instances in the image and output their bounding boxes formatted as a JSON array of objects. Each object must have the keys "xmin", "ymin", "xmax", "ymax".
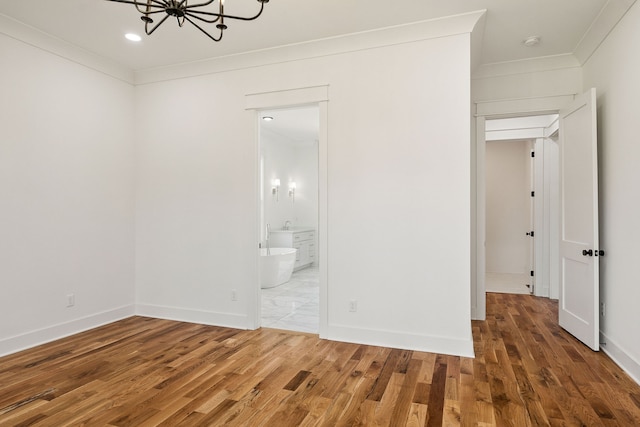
[
  {"xmin": 582, "ymin": 1, "xmax": 640, "ymax": 383},
  {"xmin": 135, "ymin": 32, "xmax": 474, "ymax": 356},
  {"xmin": 262, "ymin": 131, "xmax": 318, "ymax": 232},
  {"xmin": 485, "ymin": 140, "xmax": 532, "ymax": 274},
  {"xmin": 133, "ymin": 73, "xmax": 257, "ymax": 327},
  {"xmin": 263, "ymin": 131, "xmax": 297, "ymax": 231},
  {"xmin": 290, "ymin": 144, "xmax": 319, "ymax": 229},
  {"xmin": 0, "ymin": 33, "xmax": 136, "ymax": 355}
]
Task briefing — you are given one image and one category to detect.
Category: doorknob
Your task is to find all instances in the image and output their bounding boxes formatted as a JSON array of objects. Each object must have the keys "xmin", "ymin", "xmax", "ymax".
[{"xmin": 582, "ymin": 249, "xmax": 593, "ymax": 256}]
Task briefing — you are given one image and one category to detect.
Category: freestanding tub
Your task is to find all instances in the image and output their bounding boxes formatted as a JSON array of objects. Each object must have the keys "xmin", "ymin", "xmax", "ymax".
[{"xmin": 260, "ymin": 247, "xmax": 297, "ymax": 288}]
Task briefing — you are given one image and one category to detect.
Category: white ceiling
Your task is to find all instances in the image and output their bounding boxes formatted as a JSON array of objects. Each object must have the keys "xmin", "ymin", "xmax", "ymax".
[{"xmin": 0, "ymin": 0, "xmax": 610, "ymax": 71}]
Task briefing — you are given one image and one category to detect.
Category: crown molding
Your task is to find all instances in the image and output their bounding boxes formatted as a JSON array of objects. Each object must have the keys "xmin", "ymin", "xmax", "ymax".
[
  {"xmin": 574, "ymin": 0, "xmax": 637, "ymax": 65},
  {"xmin": 472, "ymin": 0, "xmax": 637, "ymax": 79},
  {"xmin": 0, "ymin": 13, "xmax": 134, "ymax": 85},
  {"xmin": 1, "ymin": 9, "xmax": 487, "ymax": 87},
  {"xmin": 472, "ymin": 54, "xmax": 581, "ymax": 80},
  {"xmin": 135, "ymin": 10, "xmax": 486, "ymax": 85}
]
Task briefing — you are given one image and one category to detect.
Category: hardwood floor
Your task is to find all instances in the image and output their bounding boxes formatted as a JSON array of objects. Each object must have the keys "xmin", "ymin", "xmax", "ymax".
[{"xmin": 1, "ymin": 294, "xmax": 639, "ymax": 426}]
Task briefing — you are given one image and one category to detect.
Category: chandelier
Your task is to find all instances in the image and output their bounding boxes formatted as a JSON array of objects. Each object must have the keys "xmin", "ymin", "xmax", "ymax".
[{"xmin": 105, "ymin": 0, "xmax": 269, "ymax": 42}]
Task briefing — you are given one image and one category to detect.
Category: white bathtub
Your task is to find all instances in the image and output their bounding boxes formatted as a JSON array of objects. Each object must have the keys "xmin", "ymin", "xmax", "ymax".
[{"xmin": 260, "ymin": 248, "xmax": 297, "ymax": 288}]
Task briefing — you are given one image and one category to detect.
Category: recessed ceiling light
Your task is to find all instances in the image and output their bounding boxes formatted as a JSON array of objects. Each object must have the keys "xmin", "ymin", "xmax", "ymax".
[
  {"xmin": 523, "ymin": 36, "xmax": 541, "ymax": 47},
  {"xmin": 262, "ymin": 116, "xmax": 274, "ymax": 121},
  {"xmin": 125, "ymin": 33, "xmax": 142, "ymax": 42}
]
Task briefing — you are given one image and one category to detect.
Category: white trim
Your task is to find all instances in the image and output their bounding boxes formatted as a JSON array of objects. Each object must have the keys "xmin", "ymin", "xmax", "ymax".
[
  {"xmin": 470, "ymin": 12, "xmax": 486, "ymax": 72},
  {"xmin": 574, "ymin": 0, "xmax": 637, "ymax": 65},
  {"xmin": 476, "ymin": 95, "xmax": 575, "ymax": 117},
  {"xmin": 474, "ymin": 99, "xmax": 568, "ymax": 320},
  {"xmin": 245, "ymin": 86, "xmax": 329, "ymax": 110},
  {"xmin": 251, "ymin": 109, "xmax": 262, "ymax": 331},
  {"xmin": 600, "ymin": 331, "xmax": 640, "ymax": 385},
  {"xmin": 486, "ymin": 128, "xmax": 545, "ymax": 141},
  {"xmin": 245, "ymin": 86, "xmax": 329, "ymax": 338},
  {"xmin": 135, "ymin": 304, "xmax": 249, "ymax": 330},
  {"xmin": 533, "ymin": 138, "xmax": 548, "ymax": 297},
  {"xmin": 317, "ymin": 102, "xmax": 329, "ymax": 339},
  {"xmin": 1, "ymin": 8, "xmax": 487, "ymax": 87},
  {"xmin": 0, "ymin": 305, "xmax": 135, "ymax": 357},
  {"xmin": 547, "ymin": 134, "xmax": 561, "ymax": 301},
  {"xmin": 472, "ymin": 116, "xmax": 486, "ymax": 321},
  {"xmin": 328, "ymin": 325, "xmax": 475, "ymax": 358},
  {"xmin": 0, "ymin": 13, "xmax": 134, "ymax": 84},
  {"xmin": 545, "ymin": 116, "xmax": 560, "ymax": 137},
  {"xmin": 473, "ymin": 54, "xmax": 580, "ymax": 80},
  {"xmin": 135, "ymin": 10, "xmax": 486, "ymax": 85}
]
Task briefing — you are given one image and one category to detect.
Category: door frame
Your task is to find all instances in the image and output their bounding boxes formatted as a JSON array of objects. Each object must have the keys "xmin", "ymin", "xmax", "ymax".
[
  {"xmin": 472, "ymin": 96, "xmax": 571, "ymax": 320},
  {"xmin": 245, "ymin": 85, "xmax": 329, "ymax": 337},
  {"xmin": 483, "ymin": 137, "xmax": 536, "ymax": 295}
]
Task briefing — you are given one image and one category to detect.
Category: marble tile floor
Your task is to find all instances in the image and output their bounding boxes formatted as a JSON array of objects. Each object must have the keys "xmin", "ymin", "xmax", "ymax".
[{"xmin": 261, "ymin": 266, "xmax": 319, "ymax": 334}]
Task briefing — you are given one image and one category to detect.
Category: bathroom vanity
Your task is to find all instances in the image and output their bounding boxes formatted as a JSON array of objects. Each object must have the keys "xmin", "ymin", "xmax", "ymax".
[{"xmin": 269, "ymin": 227, "xmax": 315, "ymax": 271}]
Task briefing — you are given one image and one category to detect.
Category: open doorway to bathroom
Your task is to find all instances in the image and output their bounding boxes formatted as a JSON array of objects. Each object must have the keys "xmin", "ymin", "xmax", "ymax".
[{"xmin": 259, "ymin": 105, "xmax": 319, "ymax": 333}]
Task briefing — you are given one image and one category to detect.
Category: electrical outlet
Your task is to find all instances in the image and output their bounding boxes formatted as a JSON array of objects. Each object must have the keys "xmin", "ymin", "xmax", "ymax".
[
  {"xmin": 67, "ymin": 294, "xmax": 75, "ymax": 307},
  {"xmin": 600, "ymin": 301, "xmax": 606, "ymax": 317},
  {"xmin": 349, "ymin": 300, "xmax": 357, "ymax": 312},
  {"xmin": 231, "ymin": 290, "xmax": 238, "ymax": 301}
]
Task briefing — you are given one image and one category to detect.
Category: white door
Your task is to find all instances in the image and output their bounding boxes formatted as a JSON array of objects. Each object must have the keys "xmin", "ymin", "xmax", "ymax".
[{"xmin": 559, "ymin": 88, "xmax": 600, "ymax": 351}]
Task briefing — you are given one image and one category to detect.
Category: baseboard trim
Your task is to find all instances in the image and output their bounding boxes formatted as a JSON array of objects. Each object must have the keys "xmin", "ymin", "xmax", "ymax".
[
  {"xmin": 1, "ymin": 307, "xmax": 475, "ymax": 358},
  {"xmin": 327, "ymin": 324, "xmax": 475, "ymax": 358},
  {"xmin": 0, "ymin": 305, "xmax": 135, "ymax": 357},
  {"xmin": 600, "ymin": 331, "xmax": 640, "ymax": 386},
  {"xmin": 135, "ymin": 304, "xmax": 249, "ymax": 330}
]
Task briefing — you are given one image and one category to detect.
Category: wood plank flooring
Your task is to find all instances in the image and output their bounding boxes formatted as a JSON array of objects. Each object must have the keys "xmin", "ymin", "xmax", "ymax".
[{"xmin": 1, "ymin": 293, "xmax": 640, "ymax": 426}]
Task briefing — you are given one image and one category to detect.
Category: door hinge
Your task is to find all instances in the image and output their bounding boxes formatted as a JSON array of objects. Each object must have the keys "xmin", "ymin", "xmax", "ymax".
[
  {"xmin": 531, "ymin": 191, "xmax": 535, "ymax": 197},
  {"xmin": 531, "ymin": 151, "xmax": 535, "ymax": 158},
  {"xmin": 526, "ymin": 231, "xmax": 535, "ymax": 237},
  {"xmin": 530, "ymin": 270, "xmax": 534, "ymax": 277}
]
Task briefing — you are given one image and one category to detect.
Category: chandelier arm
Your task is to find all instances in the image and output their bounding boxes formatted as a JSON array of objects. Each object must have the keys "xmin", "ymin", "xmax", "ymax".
[
  {"xmin": 144, "ymin": 12, "xmax": 172, "ymax": 35},
  {"xmin": 186, "ymin": 1, "xmax": 265, "ymax": 22},
  {"xmin": 179, "ymin": 0, "xmax": 216, "ymax": 9},
  {"xmin": 134, "ymin": 0, "xmax": 166, "ymax": 16},
  {"xmin": 182, "ymin": 15, "xmax": 223, "ymax": 41},
  {"xmin": 184, "ymin": 9, "xmax": 221, "ymax": 24},
  {"xmin": 183, "ymin": 12, "xmax": 220, "ymax": 24},
  {"xmin": 134, "ymin": 9, "xmax": 168, "ymax": 15}
]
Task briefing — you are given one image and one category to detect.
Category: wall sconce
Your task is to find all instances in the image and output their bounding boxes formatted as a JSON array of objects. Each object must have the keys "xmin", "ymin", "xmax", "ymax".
[
  {"xmin": 288, "ymin": 181, "xmax": 296, "ymax": 202},
  {"xmin": 272, "ymin": 178, "xmax": 280, "ymax": 201}
]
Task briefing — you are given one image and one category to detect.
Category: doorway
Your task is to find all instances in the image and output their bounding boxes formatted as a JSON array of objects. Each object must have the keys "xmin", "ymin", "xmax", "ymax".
[
  {"xmin": 485, "ymin": 139, "xmax": 534, "ymax": 295},
  {"xmin": 474, "ymin": 90, "xmax": 600, "ymax": 351},
  {"xmin": 258, "ymin": 105, "xmax": 320, "ymax": 333},
  {"xmin": 479, "ymin": 114, "xmax": 560, "ymax": 301}
]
